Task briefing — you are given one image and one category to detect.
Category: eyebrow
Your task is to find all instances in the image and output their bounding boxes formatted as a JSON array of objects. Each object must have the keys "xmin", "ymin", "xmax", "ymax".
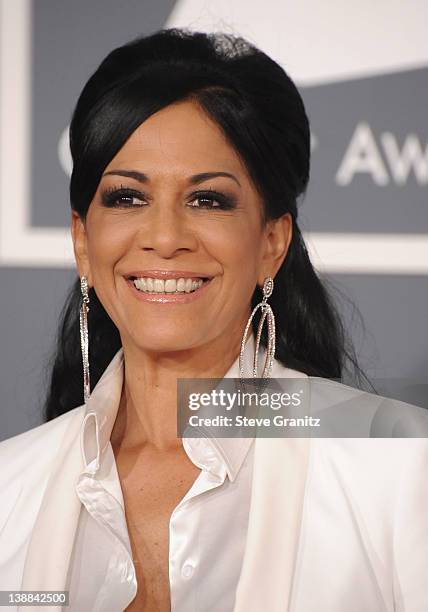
[{"xmin": 102, "ymin": 169, "xmax": 241, "ymax": 187}]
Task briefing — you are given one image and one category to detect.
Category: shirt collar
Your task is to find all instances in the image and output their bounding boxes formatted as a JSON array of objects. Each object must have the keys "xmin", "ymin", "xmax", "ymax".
[{"xmin": 80, "ymin": 331, "xmax": 307, "ymax": 481}]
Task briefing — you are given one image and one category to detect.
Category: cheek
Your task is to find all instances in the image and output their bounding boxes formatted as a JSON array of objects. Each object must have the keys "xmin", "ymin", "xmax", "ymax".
[
  {"xmin": 86, "ymin": 217, "xmax": 133, "ymax": 276},
  {"xmin": 202, "ymin": 221, "xmax": 262, "ymax": 284}
]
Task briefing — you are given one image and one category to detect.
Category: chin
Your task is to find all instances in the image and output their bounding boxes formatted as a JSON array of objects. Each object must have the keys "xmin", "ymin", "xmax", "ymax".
[{"xmin": 131, "ymin": 331, "xmax": 204, "ymax": 355}]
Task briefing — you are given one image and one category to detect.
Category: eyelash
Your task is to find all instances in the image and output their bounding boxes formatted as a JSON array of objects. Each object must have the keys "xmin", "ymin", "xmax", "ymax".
[{"xmin": 100, "ymin": 185, "xmax": 236, "ymax": 210}]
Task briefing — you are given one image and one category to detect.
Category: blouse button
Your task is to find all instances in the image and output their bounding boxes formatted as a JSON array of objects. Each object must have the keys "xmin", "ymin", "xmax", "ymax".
[{"xmin": 181, "ymin": 562, "xmax": 195, "ymax": 578}]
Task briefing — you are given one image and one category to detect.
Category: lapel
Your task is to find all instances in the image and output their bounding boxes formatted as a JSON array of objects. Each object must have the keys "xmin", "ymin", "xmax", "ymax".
[
  {"xmin": 18, "ymin": 403, "xmax": 86, "ymax": 608},
  {"xmin": 233, "ymin": 359, "xmax": 312, "ymax": 612}
]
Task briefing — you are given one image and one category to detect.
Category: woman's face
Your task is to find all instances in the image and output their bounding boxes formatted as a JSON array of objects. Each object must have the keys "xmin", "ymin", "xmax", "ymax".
[{"xmin": 72, "ymin": 99, "xmax": 291, "ymax": 356}]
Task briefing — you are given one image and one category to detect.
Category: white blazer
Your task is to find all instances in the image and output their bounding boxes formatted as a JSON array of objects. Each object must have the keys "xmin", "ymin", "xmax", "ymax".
[{"xmin": 1, "ymin": 342, "xmax": 427, "ymax": 612}]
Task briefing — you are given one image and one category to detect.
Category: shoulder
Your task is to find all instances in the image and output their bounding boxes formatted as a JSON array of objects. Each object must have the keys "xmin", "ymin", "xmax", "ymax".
[
  {"xmin": 307, "ymin": 375, "xmax": 428, "ymax": 438},
  {"xmin": 303, "ymin": 378, "xmax": 428, "ymax": 506},
  {"xmin": 270, "ymin": 365, "xmax": 428, "ymax": 485},
  {"xmin": 0, "ymin": 407, "xmax": 85, "ymax": 582},
  {"xmin": 0, "ymin": 406, "xmax": 84, "ymax": 488}
]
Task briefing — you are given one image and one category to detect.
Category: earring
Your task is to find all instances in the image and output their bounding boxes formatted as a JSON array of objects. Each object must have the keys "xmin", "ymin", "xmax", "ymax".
[
  {"xmin": 239, "ymin": 276, "xmax": 276, "ymax": 379},
  {"xmin": 79, "ymin": 275, "xmax": 91, "ymax": 403}
]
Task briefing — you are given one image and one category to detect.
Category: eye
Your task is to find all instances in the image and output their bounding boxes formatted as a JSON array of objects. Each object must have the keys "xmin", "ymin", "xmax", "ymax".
[
  {"xmin": 187, "ymin": 190, "xmax": 236, "ymax": 210},
  {"xmin": 101, "ymin": 186, "xmax": 147, "ymax": 208}
]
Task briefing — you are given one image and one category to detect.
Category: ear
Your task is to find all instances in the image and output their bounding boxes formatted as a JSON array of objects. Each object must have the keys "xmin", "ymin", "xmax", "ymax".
[
  {"xmin": 71, "ymin": 210, "xmax": 92, "ymax": 285},
  {"xmin": 257, "ymin": 212, "xmax": 293, "ymax": 285}
]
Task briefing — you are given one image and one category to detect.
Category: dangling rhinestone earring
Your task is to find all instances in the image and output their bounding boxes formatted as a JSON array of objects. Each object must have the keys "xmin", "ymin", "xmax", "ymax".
[
  {"xmin": 239, "ymin": 276, "xmax": 276, "ymax": 379},
  {"xmin": 79, "ymin": 275, "xmax": 91, "ymax": 403}
]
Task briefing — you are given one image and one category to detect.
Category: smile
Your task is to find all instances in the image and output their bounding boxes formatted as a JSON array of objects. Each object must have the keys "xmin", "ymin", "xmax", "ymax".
[
  {"xmin": 124, "ymin": 274, "xmax": 213, "ymax": 304},
  {"xmin": 132, "ymin": 276, "xmax": 207, "ymax": 294}
]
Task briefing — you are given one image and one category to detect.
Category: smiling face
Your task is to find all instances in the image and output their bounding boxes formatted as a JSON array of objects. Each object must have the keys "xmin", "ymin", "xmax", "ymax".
[{"xmin": 72, "ymin": 99, "xmax": 292, "ymax": 357}]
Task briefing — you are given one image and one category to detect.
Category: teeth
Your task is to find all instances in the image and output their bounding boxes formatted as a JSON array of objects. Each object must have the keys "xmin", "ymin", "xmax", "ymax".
[
  {"xmin": 132, "ymin": 277, "xmax": 206, "ymax": 293},
  {"xmin": 154, "ymin": 279, "xmax": 164, "ymax": 292},
  {"xmin": 165, "ymin": 279, "xmax": 176, "ymax": 293}
]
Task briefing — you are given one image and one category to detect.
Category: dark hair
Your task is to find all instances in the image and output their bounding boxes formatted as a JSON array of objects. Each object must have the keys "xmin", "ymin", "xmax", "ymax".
[{"xmin": 44, "ymin": 28, "xmax": 373, "ymax": 422}]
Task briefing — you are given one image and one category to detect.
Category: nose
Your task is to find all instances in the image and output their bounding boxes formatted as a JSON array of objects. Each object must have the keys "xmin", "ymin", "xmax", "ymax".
[{"xmin": 135, "ymin": 198, "xmax": 197, "ymax": 258}]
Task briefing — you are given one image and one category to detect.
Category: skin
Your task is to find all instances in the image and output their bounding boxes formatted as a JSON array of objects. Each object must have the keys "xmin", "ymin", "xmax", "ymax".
[{"xmin": 71, "ymin": 98, "xmax": 292, "ymax": 454}]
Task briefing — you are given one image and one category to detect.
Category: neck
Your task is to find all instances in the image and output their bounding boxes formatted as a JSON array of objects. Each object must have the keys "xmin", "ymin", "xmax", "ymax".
[{"xmin": 110, "ymin": 328, "xmax": 247, "ymax": 453}]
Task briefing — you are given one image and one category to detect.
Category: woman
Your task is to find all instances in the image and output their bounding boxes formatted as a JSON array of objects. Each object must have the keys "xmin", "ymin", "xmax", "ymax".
[{"xmin": 0, "ymin": 28, "xmax": 427, "ymax": 612}]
